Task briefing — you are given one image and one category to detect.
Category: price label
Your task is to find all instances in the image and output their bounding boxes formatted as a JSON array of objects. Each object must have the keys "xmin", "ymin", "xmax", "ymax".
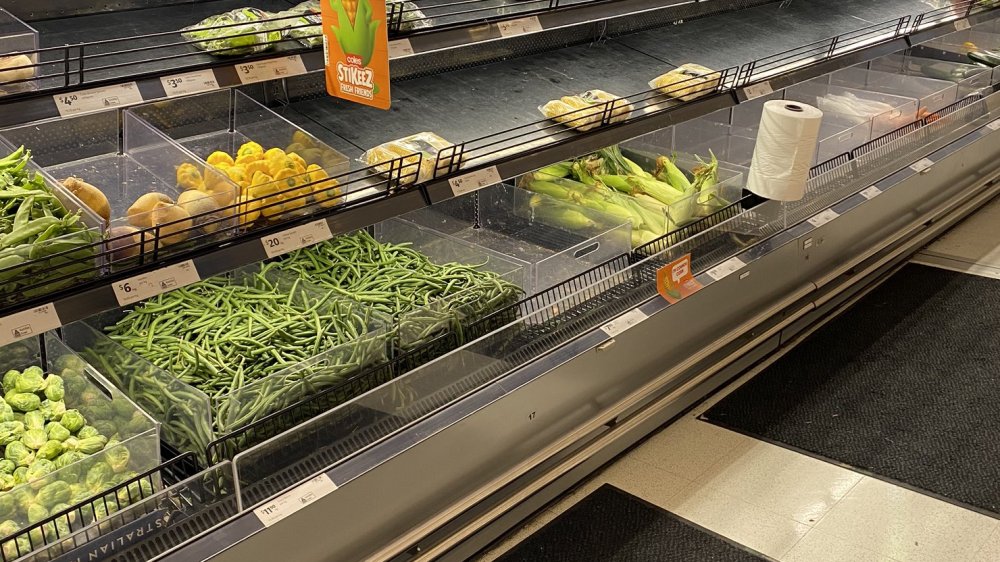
[
  {"xmin": 236, "ymin": 56, "xmax": 308, "ymax": 84},
  {"xmin": 112, "ymin": 260, "xmax": 201, "ymax": 306},
  {"xmin": 807, "ymin": 208, "xmax": 840, "ymax": 228},
  {"xmin": 909, "ymin": 158, "xmax": 934, "ymax": 174},
  {"xmin": 0, "ymin": 304, "xmax": 61, "ymax": 346},
  {"xmin": 254, "ymin": 474, "xmax": 337, "ymax": 528},
  {"xmin": 160, "ymin": 69, "xmax": 220, "ymax": 98},
  {"xmin": 986, "ymin": 119, "xmax": 1000, "ymax": 131},
  {"xmin": 449, "ymin": 166, "xmax": 502, "ymax": 197},
  {"xmin": 261, "ymin": 219, "xmax": 334, "ymax": 259},
  {"xmin": 497, "ymin": 16, "xmax": 543, "ymax": 38},
  {"xmin": 743, "ymin": 81, "xmax": 773, "ymax": 100},
  {"xmin": 955, "ymin": 18, "xmax": 971, "ymax": 31},
  {"xmin": 388, "ymin": 39, "xmax": 415, "ymax": 58},
  {"xmin": 706, "ymin": 256, "xmax": 747, "ymax": 281},
  {"xmin": 859, "ymin": 185, "xmax": 882, "ymax": 200},
  {"xmin": 53, "ymin": 82, "xmax": 143, "ymax": 117},
  {"xmin": 600, "ymin": 309, "xmax": 648, "ymax": 338}
]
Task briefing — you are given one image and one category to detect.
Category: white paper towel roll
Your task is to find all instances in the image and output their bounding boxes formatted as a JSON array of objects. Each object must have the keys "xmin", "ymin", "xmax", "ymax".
[{"xmin": 747, "ymin": 100, "xmax": 823, "ymax": 202}]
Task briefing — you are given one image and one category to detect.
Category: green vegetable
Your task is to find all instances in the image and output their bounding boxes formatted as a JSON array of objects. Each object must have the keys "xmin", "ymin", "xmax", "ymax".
[
  {"xmin": 0, "ymin": 474, "xmax": 13, "ymax": 492},
  {"xmin": 0, "ymin": 500, "xmax": 14, "ymax": 521},
  {"xmin": 84, "ymin": 462, "xmax": 113, "ymax": 492},
  {"xmin": 35, "ymin": 481, "xmax": 71, "ymax": 509},
  {"xmin": 0, "ymin": 372, "xmax": 16, "ymax": 394},
  {"xmin": 21, "ymin": 429, "xmax": 46, "ymax": 450},
  {"xmin": 0, "ymin": 422, "xmax": 23, "ymax": 446},
  {"xmin": 65, "ymin": 435, "xmax": 107, "ymax": 455},
  {"xmin": 39, "ymin": 399, "xmax": 65, "ymax": 421},
  {"xmin": 76, "ymin": 425, "xmax": 99, "ymax": 439},
  {"xmin": 35, "ymin": 440, "xmax": 62, "ymax": 460},
  {"xmin": 26, "ymin": 503, "xmax": 46, "ymax": 524},
  {"xmin": 43, "ymin": 375, "xmax": 63, "ymax": 402},
  {"xmin": 45, "ymin": 422, "xmax": 70, "ymax": 442},
  {"xmin": 14, "ymin": 367, "xmax": 44, "ymax": 394},
  {"xmin": 4, "ymin": 442, "xmax": 32, "ymax": 467},
  {"xmin": 24, "ymin": 458, "xmax": 55, "ymax": 483},
  {"xmin": 22, "ymin": 411, "xmax": 44, "ymax": 431},
  {"xmin": 55, "ymin": 451, "xmax": 86, "ymax": 482},
  {"xmin": 0, "ymin": 461, "xmax": 13, "ymax": 475},
  {"xmin": 0, "ymin": 400, "xmax": 13, "ymax": 423},
  {"xmin": 181, "ymin": 7, "xmax": 284, "ymax": 56},
  {"xmin": 11, "ymin": 467, "xmax": 26, "ymax": 485},
  {"xmin": 59, "ymin": 409, "xmax": 84, "ymax": 433},
  {"xmin": 104, "ymin": 441, "xmax": 130, "ymax": 473},
  {"xmin": 5, "ymin": 393, "xmax": 39, "ymax": 413}
]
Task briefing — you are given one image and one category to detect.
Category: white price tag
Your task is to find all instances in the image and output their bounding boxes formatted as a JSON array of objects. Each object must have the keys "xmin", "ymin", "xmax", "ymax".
[
  {"xmin": 112, "ymin": 260, "xmax": 201, "ymax": 306},
  {"xmin": 254, "ymin": 474, "xmax": 337, "ymax": 528},
  {"xmin": 261, "ymin": 219, "xmax": 334, "ymax": 258},
  {"xmin": 53, "ymin": 82, "xmax": 143, "ymax": 117},
  {"xmin": 160, "ymin": 70, "xmax": 220, "ymax": 98},
  {"xmin": 706, "ymin": 256, "xmax": 747, "ymax": 281},
  {"xmin": 743, "ymin": 81, "xmax": 773, "ymax": 100},
  {"xmin": 909, "ymin": 158, "xmax": 934, "ymax": 174},
  {"xmin": 859, "ymin": 185, "xmax": 882, "ymax": 200},
  {"xmin": 497, "ymin": 16, "xmax": 543, "ymax": 37},
  {"xmin": 236, "ymin": 56, "xmax": 308, "ymax": 84},
  {"xmin": 0, "ymin": 304, "xmax": 61, "ymax": 346},
  {"xmin": 600, "ymin": 309, "xmax": 648, "ymax": 338},
  {"xmin": 986, "ymin": 119, "xmax": 1000, "ymax": 131},
  {"xmin": 807, "ymin": 209, "xmax": 840, "ymax": 228},
  {"xmin": 388, "ymin": 39, "xmax": 415, "ymax": 58},
  {"xmin": 449, "ymin": 166, "xmax": 502, "ymax": 197},
  {"xmin": 955, "ymin": 18, "xmax": 971, "ymax": 31}
]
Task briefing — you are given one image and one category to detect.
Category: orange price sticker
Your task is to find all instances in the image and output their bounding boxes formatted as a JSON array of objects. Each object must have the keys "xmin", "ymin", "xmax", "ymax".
[
  {"xmin": 656, "ymin": 254, "xmax": 702, "ymax": 304},
  {"xmin": 322, "ymin": 0, "xmax": 391, "ymax": 109}
]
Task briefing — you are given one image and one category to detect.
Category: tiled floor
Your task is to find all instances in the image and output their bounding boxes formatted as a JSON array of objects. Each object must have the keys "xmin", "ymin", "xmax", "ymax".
[{"xmin": 473, "ymin": 197, "xmax": 1000, "ymax": 562}]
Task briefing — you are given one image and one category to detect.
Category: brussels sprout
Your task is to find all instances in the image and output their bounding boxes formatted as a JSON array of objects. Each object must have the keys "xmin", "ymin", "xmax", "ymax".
[
  {"xmin": 41, "ymin": 516, "xmax": 71, "ymax": 542},
  {"xmin": 59, "ymin": 410, "xmax": 85, "ymax": 433},
  {"xmin": 23, "ymin": 411, "xmax": 44, "ymax": 431},
  {"xmin": 14, "ymin": 367, "xmax": 45, "ymax": 394},
  {"xmin": 65, "ymin": 436, "xmax": 107, "ymax": 455},
  {"xmin": 5, "ymin": 393, "xmax": 39, "ymax": 413},
  {"xmin": 0, "ymin": 474, "xmax": 14, "ymax": 492},
  {"xmin": 85, "ymin": 462, "xmax": 114, "ymax": 492},
  {"xmin": 54, "ymin": 451, "xmax": 85, "ymax": 472},
  {"xmin": 111, "ymin": 399, "xmax": 134, "ymax": 420},
  {"xmin": 91, "ymin": 420, "xmax": 117, "ymax": 438},
  {"xmin": 45, "ymin": 422, "xmax": 70, "ymax": 443},
  {"xmin": 35, "ymin": 440, "xmax": 63, "ymax": 461},
  {"xmin": 76, "ymin": 426, "xmax": 99, "ymax": 439},
  {"xmin": 0, "ymin": 518, "xmax": 18, "ymax": 537},
  {"xmin": 1, "ymin": 371, "xmax": 18, "ymax": 394},
  {"xmin": 104, "ymin": 441, "xmax": 130, "ymax": 473},
  {"xmin": 85, "ymin": 401, "xmax": 114, "ymax": 422},
  {"xmin": 0, "ymin": 421, "xmax": 24, "ymax": 446},
  {"xmin": 0, "ymin": 498, "xmax": 15, "ymax": 521},
  {"xmin": 26, "ymin": 502, "xmax": 47, "ymax": 524},
  {"xmin": 36, "ymin": 480, "xmax": 71, "ymax": 509},
  {"xmin": 24, "ymin": 458, "xmax": 56, "ymax": 483},
  {"xmin": 43, "ymin": 375, "xmax": 64, "ymax": 402},
  {"xmin": 0, "ymin": 401, "xmax": 13, "ymax": 423},
  {"xmin": 11, "ymin": 467, "xmax": 26, "ymax": 485},
  {"xmin": 39, "ymin": 400, "xmax": 65, "ymax": 422},
  {"xmin": 0, "ymin": 460, "xmax": 13, "ymax": 475},
  {"xmin": 1, "ymin": 536, "xmax": 31, "ymax": 562},
  {"xmin": 21, "ymin": 429, "xmax": 47, "ymax": 450},
  {"xmin": 4, "ymin": 442, "xmax": 33, "ymax": 468},
  {"xmin": 78, "ymin": 390, "xmax": 100, "ymax": 406}
]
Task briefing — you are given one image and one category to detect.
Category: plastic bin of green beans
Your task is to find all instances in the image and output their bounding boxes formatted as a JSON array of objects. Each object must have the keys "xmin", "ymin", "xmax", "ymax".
[
  {"xmin": 0, "ymin": 334, "xmax": 160, "ymax": 556},
  {"xmin": 66, "ymin": 266, "xmax": 391, "ymax": 457}
]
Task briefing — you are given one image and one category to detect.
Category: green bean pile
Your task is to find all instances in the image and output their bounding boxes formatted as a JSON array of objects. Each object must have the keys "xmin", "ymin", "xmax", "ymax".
[
  {"xmin": 274, "ymin": 231, "xmax": 524, "ymax": 347},
  {"xmin": 102, "ymin": 269, "xmax": 387, "ymax": 449}
]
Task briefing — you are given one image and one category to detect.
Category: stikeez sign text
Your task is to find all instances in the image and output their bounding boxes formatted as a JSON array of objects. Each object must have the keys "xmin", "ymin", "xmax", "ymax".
[{"xmin": 322, "ymin": 0, "xmax": 390, "ymax": 109}]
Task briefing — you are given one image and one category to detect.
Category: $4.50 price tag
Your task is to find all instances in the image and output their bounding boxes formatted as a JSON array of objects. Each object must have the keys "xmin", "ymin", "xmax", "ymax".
[
  {"xmin": 497, "ymin": 16, "xmax": 543, "ymax": 38},
  {"xmin": 160, "ymin": 69, "xmax": 220, "ymax": 98},
  {"xmin": 236, "ymin": 56, "xmax": 308, "ymax": 84},
  {"xmin": 112, "ymin": 260, "xmax": 201, "ymax": 306},
  {"xmin": 448, "ymin": 166, "xmax": 501, "ymax": 197},
  {"xmin": 261, "ymin": 220, "xmax": 334, "ymax": 259},
  {"xmin": 0, "ymin": 304, "xmax": 61, "ymax": 346},
  {"xmin": 254, "ymin": 474, "xmax": 338, "ymax": 528},
  {"xmin": 53, "ymin": 82, "xmax": 143, "ymax": 117}
]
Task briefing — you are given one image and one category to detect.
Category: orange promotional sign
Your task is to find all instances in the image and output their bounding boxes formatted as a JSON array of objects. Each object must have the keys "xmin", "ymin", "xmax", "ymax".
[
  {"xmin": 321, "ymin": 0, "xmax": 391, "ymax": 109},
  {"xmin": 656, "ymin": 254, "xmax": 702, "ymax": 304}
]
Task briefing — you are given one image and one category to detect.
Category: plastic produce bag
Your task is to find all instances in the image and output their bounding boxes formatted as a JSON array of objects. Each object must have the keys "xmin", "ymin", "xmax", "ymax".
[
  {"xmin": 388, "ymin": 1, "xmax": 431, "ymax": 32},
  {"xmin": 363, "ymin": 132, "xmax": 456, "ymax": 185},
  {"xmin": 274, "ymin": 0, "xmax": 323, "ymax": 47},
  {"xmin": 539, "ymin": 89, "xmax": 633, "ymax": 131},
  {"xmin": 181, "ymin": 7, "xmax": 284, "ymax": 56},
  {"xmin": 649, "ymin": 63, "xmax": 721, "ymax": 101}
]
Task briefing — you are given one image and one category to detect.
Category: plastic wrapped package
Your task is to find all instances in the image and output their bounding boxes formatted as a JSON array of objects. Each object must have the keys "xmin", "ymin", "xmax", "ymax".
[
  {"xmin": 539, "ymin": 90, "xmax": 634, "ymax": 131},
  {"xmin": 363, "ymin": 132, "xmax": 456, "ymax": 185},
  {"xmin": 274, "ymin": 0, "xmax": 322, "ymax": 47},
  {"xmin": 649, "ymin": 64, "xmax": 721, "ymax": 101},
  {"xmin": 390, "ymin": 1, "xmax": 432, "ymax": 31},
  {"xmin": 181, "ymin": 7, "xmax": 284, "ymax": 56}
]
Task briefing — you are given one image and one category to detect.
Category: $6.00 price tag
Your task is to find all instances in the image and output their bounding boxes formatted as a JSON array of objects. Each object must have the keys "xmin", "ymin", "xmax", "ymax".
[
  {"xmin": 449, "ymin": 166, "xmax": 502, "ymax": 197},
  {"xmin": 254, "ymin": 474, "xmax": 338, "ymax": 528},
  {"xmin": 0, "ymin": 304, "xmax": 61, "ymax": 346},
  {"xmin": 261, "ymin": 220, "xmax": 334, "ymax": 258},
  {"xmin": 113, "ymin": 260, "xmax": 201, "ymax": 306}
]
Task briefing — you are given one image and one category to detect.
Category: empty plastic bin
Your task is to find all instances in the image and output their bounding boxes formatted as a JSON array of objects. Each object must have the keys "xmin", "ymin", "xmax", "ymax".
[
  {"xmin": 868, "ymin": 54, "xmax": 993, "ymax": 97},
  {"xmin": 785, "ymin": 79, "xmax": 917, "ymax": 138},
  {"xmin": 827, "ymin": 66, "xmax": 959, "ymax": 114}
]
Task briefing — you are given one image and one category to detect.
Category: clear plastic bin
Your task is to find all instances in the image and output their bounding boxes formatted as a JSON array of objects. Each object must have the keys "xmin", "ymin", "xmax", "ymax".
[
  {"xmin": 66, "ymin": 267, "xmax": 391, "ymax": 457},
  {"xmin": 917, "ymin": 29, "xmax": 1000, "ymax": 84},
  {"xmin": 785, "ymin": 80, "xmax": 918, "ymax": 138},
  {"xmin": 868, "ymin": 54, "xmax": 993, "ymax": 97},
  {"xmin": 827, "ymin": 66, "xmax": 959, "ymax": 114},
  {"xmin": 395, "ymin": 183, "xmax": 632, "ymax": 293},
  {"xmin": 0, "ymin": 9, "xmax": 38, "ymax": 95},
  {"xmin": 0, "ymin": 333, "xmax": 160, "ymax": 543},
  {"xmin": 128, "ymin": 90, "xmax": 351, "ymax": 226},
  {"xmin": 667, "ymin": 119, "xmax": 757, "ymax": 168},
  {"xmin": 0, "ymin": 111, "xmax": 239, "ymax": 266}
]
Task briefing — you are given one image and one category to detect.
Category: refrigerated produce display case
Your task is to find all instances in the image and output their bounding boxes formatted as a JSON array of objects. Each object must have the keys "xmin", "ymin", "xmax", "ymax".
[{"xmin": 3, "ymin": 0, "xmax": 1000, "ymax": 560}]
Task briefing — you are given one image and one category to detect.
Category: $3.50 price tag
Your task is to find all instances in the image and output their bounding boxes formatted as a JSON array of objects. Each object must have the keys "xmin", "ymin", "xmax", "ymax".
[
  {"xmin": 497, "ymin": 16, "xmax": 543, "ymax": 38},
  {"xmin": 0, "ymin": 304, "xmax": 61, "ymax": 346},
  {"xmin": 112, "ymin": 260, "xmax": 201, "ymax": 306},
  {"xmin": 160, "ymin": 69, "xmax": 220, "ymax": 97},
  {"xmin": 254, "ymin": 474, "xmax": 338, "ymax": 528},
  {"xmin": 448, "ymin": 166, "xmax": 501, "ymax": 197},
  {"xmin": 261, "ymin": 220, "xmax": 334, "ymax": 259},
  {"xmin": 236, "ymin": 56, "xmax": 308, "ymax": 84},
  {"xmin": 53, "ymin": 82, "xmax": 143, "ymax": 117}
]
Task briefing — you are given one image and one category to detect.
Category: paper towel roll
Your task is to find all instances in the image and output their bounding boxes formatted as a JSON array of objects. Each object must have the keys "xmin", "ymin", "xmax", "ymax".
[{"xmin": 747, "ymin": 101, "xmax": 823, "ymax": 202}]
